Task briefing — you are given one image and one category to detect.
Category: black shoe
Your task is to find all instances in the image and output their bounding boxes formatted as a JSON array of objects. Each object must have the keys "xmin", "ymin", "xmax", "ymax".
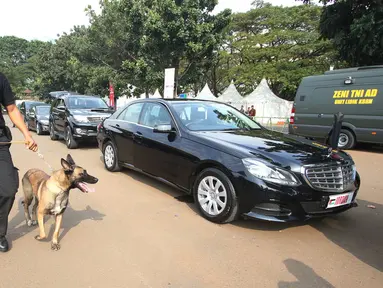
[{"xmin": 0, "ymin": 237, "xmax": 9, "ymax": 252}]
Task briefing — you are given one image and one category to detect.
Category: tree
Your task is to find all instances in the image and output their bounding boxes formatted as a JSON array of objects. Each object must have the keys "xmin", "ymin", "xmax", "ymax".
[
  {"xmin": 217, "ymin": 2, "xmax": 338, "ymax": 100},
  {"xmin": 0, "ymin": 36, "xmax": 46, "ymax": 96},
  {"xmin": 302, "ymin": 0, "xmax": 383, "ymax": 66}
]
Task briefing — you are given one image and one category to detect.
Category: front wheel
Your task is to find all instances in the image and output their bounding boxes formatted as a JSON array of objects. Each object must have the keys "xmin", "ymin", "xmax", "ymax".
[
  {"xmin": 49, "ymin": 124, "xmax": 58, "ymax": 140},
  {"xmin": 65, "ymin": 126, "xmax": 78, "ymax": 149},
  {"xmin": 103, "ymin": 141, "xmax": 121, "ymax": 172},
  {"xmin": 36, "ymin": 122, "xmax": 43, "ymax": 135},
  {"xmin": 193, "ymin": 168, "xmax": 239, "ymax": 224}
]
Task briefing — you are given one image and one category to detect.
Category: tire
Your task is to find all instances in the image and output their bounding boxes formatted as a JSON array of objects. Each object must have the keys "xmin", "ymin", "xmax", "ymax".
[
  {"xmin": 103, "ymin": 141, "xmax": 121, "ymax": 172},
  {"xmin": 193, "ymin": 168, "xmax": 239, "ymax": 224},
  {"xmin": 36, "ymin": 122, "xmax": 42, "ymax": 135},
  {"xmin": 65, "ymin": 126, "xmax": 78, "ymax": 149},
  {"xmin": 49, "ymin": 124, "xmax": 58, "ymax": 141},
  {"xmin": 338, "ymin": 129, "xmax": 356, "ymax": 150}
]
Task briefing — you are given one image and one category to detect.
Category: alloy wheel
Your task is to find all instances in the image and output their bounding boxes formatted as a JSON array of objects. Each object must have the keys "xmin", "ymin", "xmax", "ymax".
[
  {"xmin": 104, "ymin": 144, "xmax": 115, "ymax": 168},
  {"xmin": 338, "ymin": 133, "xmax": 349, "ymax": 148},
  {"xmin": 197, "ymin": 176, "xmax": 228, "ymax": 216}
]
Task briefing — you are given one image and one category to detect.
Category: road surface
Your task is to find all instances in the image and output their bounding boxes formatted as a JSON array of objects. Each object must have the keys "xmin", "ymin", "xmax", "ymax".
[{"xmin": 1, "ymin": 118, "xmax": 382, "ymax": 288}]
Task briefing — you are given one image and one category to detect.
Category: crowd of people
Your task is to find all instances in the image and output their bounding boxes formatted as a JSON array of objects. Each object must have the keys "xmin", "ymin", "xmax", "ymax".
[{"xmin": 240, "ymin": 105, "xmax": 256, "ymax": 117}]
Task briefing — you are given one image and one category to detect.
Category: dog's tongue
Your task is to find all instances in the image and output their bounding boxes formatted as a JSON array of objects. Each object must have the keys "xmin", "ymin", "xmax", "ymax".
[{"xmin": 78, "ymin": 182, "xmax": 96, "ymax": 193}]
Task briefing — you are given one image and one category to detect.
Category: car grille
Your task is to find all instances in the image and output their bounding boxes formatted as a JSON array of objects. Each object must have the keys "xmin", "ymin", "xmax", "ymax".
[
  {"xmin": 303, "ymin": 161, "xmax": 355, "ymax": 192},
  {"xmin": 87, "ymin": 116, "xmax": 104, "ymax": 123}
]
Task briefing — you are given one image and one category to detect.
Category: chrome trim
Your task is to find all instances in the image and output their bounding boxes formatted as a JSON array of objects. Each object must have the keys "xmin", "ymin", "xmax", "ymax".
[{"xmin": 300, "ymin": 160, "xmax": 355, "ymax": 193}]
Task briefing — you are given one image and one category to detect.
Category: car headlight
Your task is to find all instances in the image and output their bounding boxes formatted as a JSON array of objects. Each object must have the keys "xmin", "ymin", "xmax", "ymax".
[
  {"xmin": 72, "ymin": 115, "xmax": 89, "ymax": 123},
  {"xmin": 352, "ymin": 164, "xmax": 357, "ymax": 180},
  {"xmin": 242, "ymin": 158, "xmax": 301, "ymax": 187}
]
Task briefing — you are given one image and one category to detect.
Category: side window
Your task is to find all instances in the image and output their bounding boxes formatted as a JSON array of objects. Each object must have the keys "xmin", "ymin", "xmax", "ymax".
[
  {"xmin": 140, "ymin": 103, "xmax": 172, "ymax": 128},
  {"xmin": 117, "ymin": 103, "xmax": 144, "ymax": 123}
]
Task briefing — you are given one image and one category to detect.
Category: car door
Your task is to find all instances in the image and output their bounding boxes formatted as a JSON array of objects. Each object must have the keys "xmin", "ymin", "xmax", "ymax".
[
  {"xmin": 28, "ymin": 106, "xmax": 37, "ymax": 130},
  {"xmin": 133, "ymin": 102, "xmax": 183, "ymax": 184},
  {"xmin": 112, "ymin": 102, "xmax": 144, "ymax": 165}
]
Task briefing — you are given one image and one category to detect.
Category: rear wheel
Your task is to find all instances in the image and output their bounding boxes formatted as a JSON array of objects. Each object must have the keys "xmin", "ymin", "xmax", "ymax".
[
  {"xmin": 103, "ymin": 141, "xmax": 121, "ymax": 172},
  {"xmin": 338, "ymin": 129, "xmax": 356, "ymax": 150},
  {"xmin": 65, "ymin": 126, "xmax": 78, "ymax": 149},
  {"xmin": 193, "ymin": 168, "xmax": 239, "ymax": 224}
]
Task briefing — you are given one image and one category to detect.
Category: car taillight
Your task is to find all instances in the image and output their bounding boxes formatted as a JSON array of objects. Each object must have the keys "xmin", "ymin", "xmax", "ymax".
[{"xmin": 289, "ymin": 107, "xmax": 295, "ymax": 124}]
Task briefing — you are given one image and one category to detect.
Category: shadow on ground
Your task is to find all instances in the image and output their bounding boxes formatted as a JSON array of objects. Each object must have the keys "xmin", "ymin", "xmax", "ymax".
[
  {"xmin": 7, "ymin": 199, "xmax": 105, "ymax": 246},
  {"xmin": 122, "ymin": 168, "xmax": 383, "ymax": 272},
  {"xmin": 278, "ymin": 259, "xmax": 335, "ymax": 288}
]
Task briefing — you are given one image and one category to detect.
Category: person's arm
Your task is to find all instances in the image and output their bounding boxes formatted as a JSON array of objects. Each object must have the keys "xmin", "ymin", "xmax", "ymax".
[
  {"xmin": 0, "ymin": 74, "xmax": 37, "ymax": 152},
  {"xmin": 6, "ymin": 104, "xmax": 38, "ymax": 151}
]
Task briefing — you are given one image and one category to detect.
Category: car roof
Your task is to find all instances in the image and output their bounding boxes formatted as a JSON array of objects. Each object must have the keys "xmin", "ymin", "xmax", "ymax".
[
  {"xmin": 59, "ymin": 94, "xmax": 100, "ymax": 100},
  {"xmin": 128, "ymin": 98, "xmax": 220, "ymax": 104}
]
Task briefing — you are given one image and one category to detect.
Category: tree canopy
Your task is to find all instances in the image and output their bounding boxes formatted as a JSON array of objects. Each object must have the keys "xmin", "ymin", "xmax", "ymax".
[
  {"xmin": 3, "ymin": 0, "xmax": 378, "ymax": 101},
  {"xmin": 302, "ymin": 0, "xmax": 383, "ymax": 66}
]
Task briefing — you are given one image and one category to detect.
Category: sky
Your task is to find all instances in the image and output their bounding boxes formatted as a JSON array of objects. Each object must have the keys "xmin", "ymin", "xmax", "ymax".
[{"xmin": 0, "ymin": 0, "xmax": 302, "ymax": 41}]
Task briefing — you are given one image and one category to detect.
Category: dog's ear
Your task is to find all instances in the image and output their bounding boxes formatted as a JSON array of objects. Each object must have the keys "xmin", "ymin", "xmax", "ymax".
[
  {"xmin": 61, "ymin": 158, "xmax": 73, "ymax": 172},
  {"xmin": 66, "ymin": 154, "xmax": 76, "ymax": 166}
]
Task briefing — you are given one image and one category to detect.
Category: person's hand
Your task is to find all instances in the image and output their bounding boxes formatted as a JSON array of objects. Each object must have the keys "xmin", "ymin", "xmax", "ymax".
[{"xmin": 24, "ymin": 134, "xmax": 38, "ymax": 152}]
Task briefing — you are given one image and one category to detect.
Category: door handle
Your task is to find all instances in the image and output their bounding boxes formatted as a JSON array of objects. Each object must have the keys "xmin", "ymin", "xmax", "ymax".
[
  {"xmin": 134, "ymin": 131, "xmax": 143, "ymax": 138},
  {"xmin": 115, "ymin": 123, "xmax": 120, "ymax": 128},
  {"xmin": 318, "ymin": 113, "xmax": 323, "ymax": 118}
]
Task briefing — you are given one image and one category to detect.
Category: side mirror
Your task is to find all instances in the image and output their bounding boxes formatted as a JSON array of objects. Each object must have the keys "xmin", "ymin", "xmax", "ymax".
[
  {"xmin": 29, "ymin": 112, "xmax": 35, "ymax": 118},
  {"xmin": 153, "ymin": 124, "xmax": 174, "ymax": 133}
]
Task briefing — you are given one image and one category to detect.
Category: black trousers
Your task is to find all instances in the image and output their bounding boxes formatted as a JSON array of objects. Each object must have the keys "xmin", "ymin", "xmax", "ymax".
[
  {"xmin": 0, "ymin": 196, "xmax": 15, "ymax": 237},
  {"xmin": 0, "ymin": 132, "xmax": 19, "ymax": 237}
]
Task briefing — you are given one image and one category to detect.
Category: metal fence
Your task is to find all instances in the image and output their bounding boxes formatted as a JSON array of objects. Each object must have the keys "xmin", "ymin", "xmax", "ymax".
[{"xmin": 252, "ymin": 116, "xmax": 290, "ymax": 134}]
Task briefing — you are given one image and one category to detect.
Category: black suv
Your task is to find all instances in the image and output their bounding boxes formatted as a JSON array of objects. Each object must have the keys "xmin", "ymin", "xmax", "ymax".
[{"xmin": 49, "ymin": 94, "xmax": 114, "ymax": 149}]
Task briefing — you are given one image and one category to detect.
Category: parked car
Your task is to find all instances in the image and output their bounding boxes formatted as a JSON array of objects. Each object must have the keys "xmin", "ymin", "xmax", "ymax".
[
  {"xmin": 19, "ymin": 100, "xmax": 46, "ymax": 124},
  {"xmin": 26, "ymin": 105, "xmax": 51, "ymax": 135},
  {"xmin": 289, "ymin": 65, "xmax": 383, "ymax": 149},
  {"xmin": 97, "ymin": 99, "xmax": 361, "ymax": 224},
  {"xmin": 49, "ymin": 94, "xmax": 114, "ymax": 149}
]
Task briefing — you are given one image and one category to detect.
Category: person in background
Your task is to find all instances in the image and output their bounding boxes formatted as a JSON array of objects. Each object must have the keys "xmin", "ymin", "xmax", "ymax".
[
  {"xmin": 0, "ymin": 72, "xmax": 38, "ymax": 253},
  {"xmin": 240, "ymin": 105, "xmax": 245, "ymax": 113},
  {"xmin": 249, "ymin": 105, "xmax": 256, "ymax": 118}
]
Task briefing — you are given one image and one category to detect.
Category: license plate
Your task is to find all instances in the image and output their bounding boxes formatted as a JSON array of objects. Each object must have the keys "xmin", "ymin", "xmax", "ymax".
[{"xmin": 326, "ymin": 192, "xmax": 354, "ymax": 209}]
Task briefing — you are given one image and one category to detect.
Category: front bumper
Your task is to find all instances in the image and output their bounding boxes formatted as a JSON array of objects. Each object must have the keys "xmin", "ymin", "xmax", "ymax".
[
  {"xmin": 71, "ymin": 123, "xmax": 98, "ymax": 139},
  {"xmin": 236, "ymin": 172, "xmax": 361, "ymax": 223}
]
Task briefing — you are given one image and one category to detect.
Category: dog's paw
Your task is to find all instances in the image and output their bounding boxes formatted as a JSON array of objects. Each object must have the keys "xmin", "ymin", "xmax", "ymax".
[
  {"xmin": 34, "ymin": 235, "xmax": 46, "ymax": 241},
  {"xmin": 27, "ymin": 220, "xmax": 32, "ymax": 227},
  {"xmin": 51, "ymin": 243, "xmax": 61, "ymax": 251},
  {"xmin": 31, "ymin": 220, "xmax": 38, "ymax": 226}
]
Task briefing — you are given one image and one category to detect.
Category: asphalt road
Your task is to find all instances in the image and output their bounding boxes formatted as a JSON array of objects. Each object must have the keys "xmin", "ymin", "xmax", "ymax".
[{"xmin": 0, "ymin": 117, "xmax": 382, "ymax": 288}]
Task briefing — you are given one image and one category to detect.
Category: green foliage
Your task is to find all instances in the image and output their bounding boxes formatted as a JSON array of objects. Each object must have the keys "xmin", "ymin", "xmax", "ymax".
[
  {"xmin": 219, "ymin": 2, "xmax": 338, "ymax": 100},
  {"xmin": 0, "ymin": 36, "xmax": 46, "ymax": 97},
  {"xmin": 302, "ymin": 0, "xmax": 383, "ymax": 66}
]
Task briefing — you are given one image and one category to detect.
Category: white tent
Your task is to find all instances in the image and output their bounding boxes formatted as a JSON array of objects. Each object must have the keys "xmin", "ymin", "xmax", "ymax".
[
  {"xmin": 152, "ymin": 89, "xmax": 162, "ymax": 99},
  {"xmin": 195, "ymin": 83, "xmax": 217, "ymax": 100},
  {"xmin": 217, "ymin": 80, "xmax": 245, "ymax": 109},
  {"xmin": 244, "ymin": 78, "xmax": 293, "ymax": 125}
]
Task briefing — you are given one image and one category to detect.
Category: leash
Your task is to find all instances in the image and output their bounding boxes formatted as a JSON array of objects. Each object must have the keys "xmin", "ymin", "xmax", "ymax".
[{"xmin": 0, "ymin": 140, "xmax": 55, "ymax": 172}]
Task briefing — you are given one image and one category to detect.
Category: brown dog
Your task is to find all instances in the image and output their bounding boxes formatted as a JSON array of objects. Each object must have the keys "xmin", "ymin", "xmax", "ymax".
[{"xmin": 21, "ymin": 154, "xmax": 98, "ymax": 250}]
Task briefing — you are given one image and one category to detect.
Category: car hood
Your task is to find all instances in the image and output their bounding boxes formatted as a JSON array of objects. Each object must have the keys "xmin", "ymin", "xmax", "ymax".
[
  {"xmin": 190, "ymin": 129, "xmax": 353, "ymax": 172},
  {"xmin": 69, "ymin": 109, "xmax": 113, "ymax": 116}
]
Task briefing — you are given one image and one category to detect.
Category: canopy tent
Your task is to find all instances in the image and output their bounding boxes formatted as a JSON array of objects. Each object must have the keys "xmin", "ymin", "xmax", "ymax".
[
  {"xmin": 217, "ymin": 80, "xmax": 245, "ymax": 109},
  {"xmin": 244, "ymin": 79, "xmax": 293, "ymax": 125},
  {"xmin": 152, "ymin": 88, "xmax": 162, "ymax": 99},
  {"xmin": 195, "ymin": 83, "xmax": 217, "ymax": 100}
]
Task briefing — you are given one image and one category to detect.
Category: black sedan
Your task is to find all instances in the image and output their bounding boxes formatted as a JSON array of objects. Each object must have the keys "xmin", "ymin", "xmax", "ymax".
[
  {"xmin": 97, "ymin": 99, "xmax": 361, "ymax": 223},
  {"xmin": 27, "ymin": 105, "xmax": 51, "ymax": 135}
]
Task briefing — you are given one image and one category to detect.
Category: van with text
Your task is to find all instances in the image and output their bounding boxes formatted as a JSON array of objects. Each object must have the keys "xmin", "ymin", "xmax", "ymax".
[{"xmin": 288, "ymin": 65, "xmax": 383, "ymax": 149}]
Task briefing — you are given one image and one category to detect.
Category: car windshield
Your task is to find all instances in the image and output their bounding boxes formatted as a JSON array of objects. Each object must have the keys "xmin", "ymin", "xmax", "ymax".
[
  {"xmin": 67, "ymin": 97, "xmax": 109, "ymax": 109},
  {"xmin": 36, "ymin": 106, "xmax": 50, "ymax": 115},
  {"xmin": 171, "ymin": 101, "xmax": 261, "ymax": 131}
]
